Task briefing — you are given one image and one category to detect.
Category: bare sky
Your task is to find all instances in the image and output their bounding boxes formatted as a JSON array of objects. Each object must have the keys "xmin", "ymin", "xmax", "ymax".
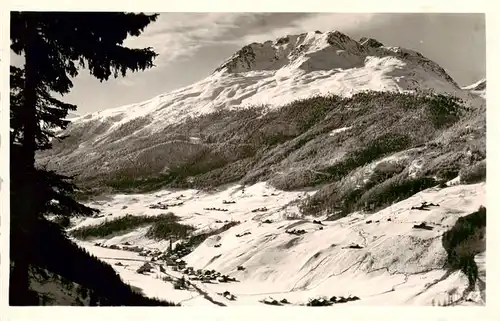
[{"xmin": 11, "ymin": 13, "xmax": 486, "ymax": 114}]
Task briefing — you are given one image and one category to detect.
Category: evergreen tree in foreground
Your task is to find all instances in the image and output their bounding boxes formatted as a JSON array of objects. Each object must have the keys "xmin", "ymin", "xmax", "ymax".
[{"xmin": 10, "ymin": 12, "xmax": 159, "ymax": 305}]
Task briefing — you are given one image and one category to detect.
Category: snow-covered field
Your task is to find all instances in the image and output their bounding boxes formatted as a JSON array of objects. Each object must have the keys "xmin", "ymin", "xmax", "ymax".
[{"xmin": 72, "ymin": 181, "xmax": 486, "ymax": 306}]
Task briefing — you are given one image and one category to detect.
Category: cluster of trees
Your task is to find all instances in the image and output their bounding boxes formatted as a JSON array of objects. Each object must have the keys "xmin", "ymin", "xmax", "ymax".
[{"xmin": 9, "ymin": 12, "xmax": 173, "ymax": 305}]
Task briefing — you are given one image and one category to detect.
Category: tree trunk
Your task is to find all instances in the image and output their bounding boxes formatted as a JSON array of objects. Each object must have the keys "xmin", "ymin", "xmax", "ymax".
[{"xmin": 10, "ymin": 17, "xmax": 40, "ymax": 306}]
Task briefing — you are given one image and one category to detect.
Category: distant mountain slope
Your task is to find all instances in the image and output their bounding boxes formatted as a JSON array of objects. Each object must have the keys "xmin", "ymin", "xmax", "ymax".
[
  {"xmin": 462, "ymin": 79, "xmax": 486, "ymax": 99},
  {"xmin": 462, "ymin": 78, "xmax": 486, "ymax": 91},
  {"xmin": 39, "ymin": 31, "xmax": 485, "ymax": 198},
  {"xmin": 51, "ymin": 30, "xmax": 471, "ymax": 146},
  {"xmin": 41, "ymin": 92, "xmax": 485, "ymax": 202},
  {"xmin": 66, "ymin": 112, "xmax": 81, "ymax": 120}
]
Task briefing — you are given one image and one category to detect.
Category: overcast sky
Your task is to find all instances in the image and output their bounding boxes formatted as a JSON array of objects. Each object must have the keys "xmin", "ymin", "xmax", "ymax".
[{"xmin": 11, "ymin": 13, "xmax": 486, "ymax": 114}]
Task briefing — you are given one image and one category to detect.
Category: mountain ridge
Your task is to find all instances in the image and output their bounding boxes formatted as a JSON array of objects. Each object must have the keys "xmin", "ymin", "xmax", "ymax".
[
  {"xmin": 68, "ymin": 31, "xmax": 473, "ymax": 133},
  {"xmin": 40, "ymin": 31, "xmax": 485, "ymax": 197},
  {"xmin": 213, "ymin": 31, "xmax": 458, "ymax": 88},
  {"xmin": 461, "ymin": 78, "xmax": 486, "ymax": 99}
]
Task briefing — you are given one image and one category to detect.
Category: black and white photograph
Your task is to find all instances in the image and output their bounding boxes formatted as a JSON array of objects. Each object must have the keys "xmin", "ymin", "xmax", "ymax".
[{"xmin": 4, "ymin": 8, "xmax": 490, "ymax": 313}]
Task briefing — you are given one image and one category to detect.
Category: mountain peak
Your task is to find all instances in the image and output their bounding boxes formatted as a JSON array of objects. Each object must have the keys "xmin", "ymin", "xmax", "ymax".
[
  {"xmin": 214, "ymin": 30, "xmax": 367, "ymax": 74},
  {"xmin": 67, "ymin": 29, "xmax": 469, "ymax": 141},
  {"xmin": 213, "ymin": 31, "xmax": 457, "ymax": 89},
  {"xmin": 359, "ymin": 37, "xmax": 384, "ymax": 48}
]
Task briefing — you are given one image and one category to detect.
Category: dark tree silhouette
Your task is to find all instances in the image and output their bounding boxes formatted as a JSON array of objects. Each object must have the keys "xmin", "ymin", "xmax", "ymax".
[{"xmin": 9, "ymin": 12, "xmax": 166, "ymax": 305}]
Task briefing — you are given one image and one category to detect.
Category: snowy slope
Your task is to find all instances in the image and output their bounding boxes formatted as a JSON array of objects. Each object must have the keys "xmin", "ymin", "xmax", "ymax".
[
  {"xmin": 29, "ymin": 266, "xmax": 104, "ymax": 305},
  {"xmin": 462, "ymin": 78, "xmax": 486, "ymax": 99},
  {"xmin": 71, "ymin": 31, "xmax": 468, "ymax": 137},
  {"xmin": 72, "ymin": 182, "xmax": 485, "ymax": 306},
  {"xmin": 65, "ymin": 112, "xmax": 81, "ymax": 121},
  {"xmin": 462, "ymin": 78, "xmax": 486, "ymax": 91}
]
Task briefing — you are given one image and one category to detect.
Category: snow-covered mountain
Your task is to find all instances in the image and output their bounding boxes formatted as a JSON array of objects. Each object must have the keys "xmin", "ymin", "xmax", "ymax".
[
  {"xmin": 38, "ymin": 31, "xmax": 486, "ymax": 306},
  {"xmin": 40, "ymin": 31, "xmax": 484, "ymax": 186},
  {"xmin": 462, "ymin": 78, "xmax": 486, "ymax": 99},
  {"xmin": 65, "ymin": 112, "xmax": 81, "ymax": 120},
  {"xmin": 72, "ymin": 31, "xmax": 467, "ymax": 133}
]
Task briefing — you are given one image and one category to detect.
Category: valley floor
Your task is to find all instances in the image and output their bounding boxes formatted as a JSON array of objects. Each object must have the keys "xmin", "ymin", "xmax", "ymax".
[{"xmin": 71, "ymin": 182, "xmax": 486, "ymax": 306}]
